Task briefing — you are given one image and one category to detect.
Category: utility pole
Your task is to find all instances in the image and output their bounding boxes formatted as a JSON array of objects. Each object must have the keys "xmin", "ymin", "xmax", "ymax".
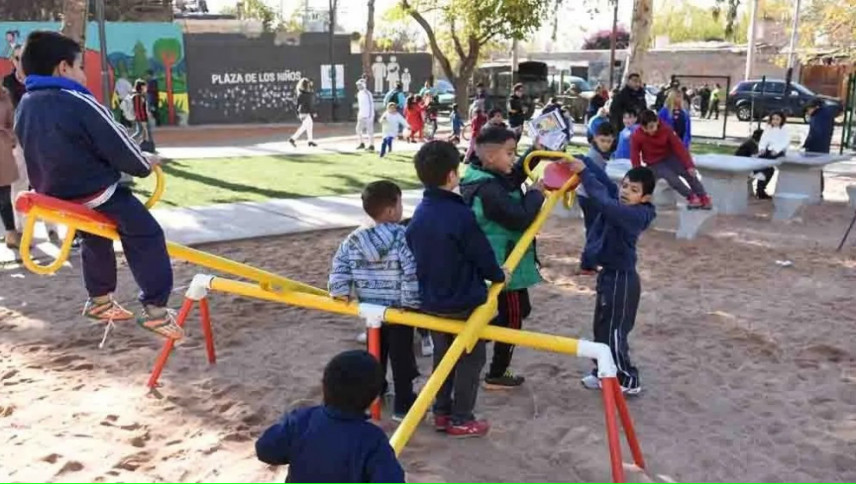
[
  {"xmin": 785, "ymin": 0, "xmax": 802, "ymax": 89},
  {"xmin": 744, "ymin": 0, "xmax": 760, "ymax": 80},
  {"xmin": 329, "ymin": 0, "xmax": 337, "ymax": 121},
  {"xmin": 511, "ymin": 39, "xmax": 519, "ymax": 84},
  {"xmin": 608, "ymin": 0, "xmax": 619, "ymax": 89},
  {"xmin": 96, "ymin": 0, "xmax": 110, "ymax": 108}
]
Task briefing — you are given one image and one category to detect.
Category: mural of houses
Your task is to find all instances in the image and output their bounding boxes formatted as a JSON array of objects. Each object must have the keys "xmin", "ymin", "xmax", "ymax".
[{"xmin": 0, "ymin": 22, "xmax": 189, "ymax": 125}]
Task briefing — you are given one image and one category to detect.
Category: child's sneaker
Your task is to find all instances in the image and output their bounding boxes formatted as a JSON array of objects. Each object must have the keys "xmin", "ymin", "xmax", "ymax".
[
  {"xmin": 356, "ymin": 143, "xmax": 366, "ymax": 150},
  {"xmin": 82, "ymin": 297, "xmax": 134, "ymax": 322},
  {"xmin": 420, "ymin": 333, "xmax": 434, "ymax": 357},
  {"xmin": 621, "ymin": 383, "xmax": 642, "ymax": 395},
  {"xmin": 366, "ymin": 145, "xmax": 375, "ymax": 152},
  {"xmin": 433, "ymin": 414, "xmax": 451, "ymax": 432},
  {"xmin": 687, "ymin": 194, "xmax": 703, "ymax": 209},
  {"xmin": 699, "ymin": 194, "xmax": 713, "ymax": 210},
  {"xmin": 137, "ymin": 306, "xmax": 184, "ymax": 340},
  {"xmin": 580, "ymin": 373, "xmax": 601, "ymax": 390},
  {"xmin": 446, "ymin": 419, "xmax": 490, "ymax": 438},
  {"xmin": 288, "ymin": 138, "xmax": 296, "ymax": 148},
  {"xmin": 484, "ymin": 370, "xmax": 525, "ymax": 389},
  {"xmin": 356, "ymin": 331, "xmax": 367, "ymax": 344}
]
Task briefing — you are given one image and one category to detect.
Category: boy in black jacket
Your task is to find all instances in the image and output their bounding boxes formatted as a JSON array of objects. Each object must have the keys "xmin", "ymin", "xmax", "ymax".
[
  {"xmin": 15, "ymin": 31, "xmax": 181, "ymax": 339},
  {"xmin": 460, "ymin": 127, "xmax": 545, "ymax": 389},
  {"xmin": 405, "ymin": 140, "xmax": 507, "ymax": 438},
  {"xmin": 567, "ymin": 159, "xmax": 656, "ymax": 395}
]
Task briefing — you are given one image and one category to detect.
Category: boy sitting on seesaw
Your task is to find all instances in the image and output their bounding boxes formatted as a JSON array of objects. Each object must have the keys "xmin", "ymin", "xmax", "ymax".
[
  {"xmin": 15, "ymin": 31, "xmax": 181, "ymax": 339},
  {"xmin": 256, "ymin": 350, "xmax": 405, "ymax": 483},
  {"xmin": 577, "ymin": 122, "xmax": 616, "ymax": 275},
  {"xmin": 566, "ymin": 157, "xmax": 656, "ymax": 395},
  {"xmin": 406, "ymin": 140, "xmax": 507, "ymax": 438},
  {"xmin": 328, "ymin": 180, "xmax": 420, "ymax": 421},
  {"xmin": 630, "ymin": 109, "xmax": 712, "ymax": 210},
  {"xmin": 460, "ymin": 127, "xmax": 545, "ymax": 389}
]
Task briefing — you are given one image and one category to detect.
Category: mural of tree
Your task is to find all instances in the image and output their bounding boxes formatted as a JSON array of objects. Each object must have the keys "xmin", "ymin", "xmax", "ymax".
[
  {"xmin": 153, "ymin": 38, "xmax": 182, "ymax": 125},
  {"xmin": 132, "ymin": 41, "xmax": 148, "ymax": 79}
]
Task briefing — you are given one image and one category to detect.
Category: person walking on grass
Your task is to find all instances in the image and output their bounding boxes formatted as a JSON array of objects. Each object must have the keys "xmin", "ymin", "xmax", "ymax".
[
  {"xmin": 289, "ymin": 78, "xmax": 318, "ymax": 148},
  {"xmin": 355, "ymin": 79, "xmax": 375, "ymax": 152}
]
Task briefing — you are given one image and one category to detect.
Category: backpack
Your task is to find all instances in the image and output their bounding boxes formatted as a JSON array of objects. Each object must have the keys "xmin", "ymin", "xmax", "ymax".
[{"xmin": 120, "ymin": 95, "xmax": 136, "ymax": 122}]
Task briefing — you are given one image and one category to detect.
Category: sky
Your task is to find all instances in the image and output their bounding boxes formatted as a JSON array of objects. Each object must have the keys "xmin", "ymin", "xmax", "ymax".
[{"xmin": 203, "ymin": 0, "xmax": 743, "ymax": 50}]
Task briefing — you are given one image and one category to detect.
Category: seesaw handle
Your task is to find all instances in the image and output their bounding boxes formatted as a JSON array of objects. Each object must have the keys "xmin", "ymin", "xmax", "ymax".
[
  {"xmin": 144, "ymin": 165, "xmax": 165, "ymax": 209},
  {"xmin": 522, "ymin": 149, "xmax": 576, "ymax": 183},
  {"xmin": 19, "ymin": 209, "xmax": 78, "ymax": 276}
]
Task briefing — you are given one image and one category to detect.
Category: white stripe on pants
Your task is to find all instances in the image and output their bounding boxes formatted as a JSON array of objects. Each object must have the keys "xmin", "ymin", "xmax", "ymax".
[
  {"xmin": 11, "ymin": 145, "xmax": 58, "ymax": 234},
  {"xmin": 356, "ymin": 117, "xmax": 374, "ymax": 146},
  {"xmin": 292, "ymin": 113, "xmax": 314, "ymax": 142}
]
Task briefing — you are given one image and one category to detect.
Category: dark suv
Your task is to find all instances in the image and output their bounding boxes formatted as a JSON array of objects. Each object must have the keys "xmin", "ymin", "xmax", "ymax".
[{"xmin": 726, "ymin": 79, "xmax": 843, "ymax": 122}]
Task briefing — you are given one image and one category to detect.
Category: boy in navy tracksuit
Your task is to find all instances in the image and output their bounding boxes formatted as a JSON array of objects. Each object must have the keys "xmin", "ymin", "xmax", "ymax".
[
  {"xmin": 567, "ymin": 158, "xmax": 656, "ymax": 395},
  {"xmin": 577, "ymin": 122, "xmax": 616, "ymax": 274},
  {"xmin": 14, "ymin": 31, "xmax": 181, "ymax": 339},
  {"xmin": 460, "ymin": 127, "xmax": 545, "ymax": 389},
  {"xmin": 256, "ymin": 350, "xmax": 405, "ymax": 483},
  {"xmin": 406, "ymin": 140, "xmax": 506, "ymax": 438},
  {"xmin": 328, "ymin": 181, "xmax": 420, "ymax": 420}
]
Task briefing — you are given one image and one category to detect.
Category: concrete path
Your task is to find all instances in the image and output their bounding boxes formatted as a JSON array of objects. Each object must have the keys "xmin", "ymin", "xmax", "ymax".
[{"xmin": 0, "ymin": 190, "xmax": 423, "ymax": 265}]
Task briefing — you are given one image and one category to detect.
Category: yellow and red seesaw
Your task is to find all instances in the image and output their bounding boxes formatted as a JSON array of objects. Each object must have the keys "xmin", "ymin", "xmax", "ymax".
[{"xmin": 14, "ymin": 153, "xmax": 647, "ymax": 482}]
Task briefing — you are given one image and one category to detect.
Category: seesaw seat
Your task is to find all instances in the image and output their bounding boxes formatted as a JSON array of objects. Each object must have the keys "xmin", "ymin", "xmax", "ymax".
[
  {"xmin": 15, "ymin": 192, "xmax": 117, "ymax": 228},
  {"xmin": 542, "ymin": 162, "xmax": 578, "ymax": 191}
]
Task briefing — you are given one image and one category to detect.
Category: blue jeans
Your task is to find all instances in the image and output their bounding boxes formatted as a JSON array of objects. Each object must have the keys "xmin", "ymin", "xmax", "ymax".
[{"xmin": 380, "ymin": 136, "xmax": 394, "ymax": 157}]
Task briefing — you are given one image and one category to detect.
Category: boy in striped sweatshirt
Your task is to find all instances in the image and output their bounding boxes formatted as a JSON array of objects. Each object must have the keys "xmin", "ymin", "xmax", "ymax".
[{"xmin": 328, "ymin": 180, "xmax": 420, "ymax": 420}]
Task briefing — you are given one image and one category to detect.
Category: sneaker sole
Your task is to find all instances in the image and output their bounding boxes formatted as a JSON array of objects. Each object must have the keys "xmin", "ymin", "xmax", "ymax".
[
  {"xmin": 447, "ymin": 431, "xmax": 489, "ymax": 439},
  {"xmin": 483, "ymin": 382, "xmax": 522, "ymax": 390}
]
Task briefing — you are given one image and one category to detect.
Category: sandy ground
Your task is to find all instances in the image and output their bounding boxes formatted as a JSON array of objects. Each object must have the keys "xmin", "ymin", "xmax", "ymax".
[{"xmin": 2, "ymin": 195, "xmax": 856, "ymax": 482}]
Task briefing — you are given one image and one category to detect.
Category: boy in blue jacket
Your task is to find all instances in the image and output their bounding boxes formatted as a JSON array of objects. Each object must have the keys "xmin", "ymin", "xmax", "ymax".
[
  {"xmin": 577, "ymin": 122, "xmax": 617, "ymax": 274},
  {"xmin": 328, "ymin": 180, "xmax": 420, "ymax": 420},
  {"xmin": 566, "ymin": 158, "xmax": 656, "ymax": 395},
  {"xmin": 406, "ymin": 140, "xmax": 507, "ymax": 438},
  {"xmin": 613, "ymin": 109, "xmax": 639, "ymax": 160},
  {"xmin": 15, "ymin": 31, "xmax": 181, "ymax": 339},
  {"xmin": 256, "ymin": 350, "xmax": 405, "ymax": 483}
]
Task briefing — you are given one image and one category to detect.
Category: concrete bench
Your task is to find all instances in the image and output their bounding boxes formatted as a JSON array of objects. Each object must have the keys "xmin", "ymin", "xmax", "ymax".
[
  {"xmin": 848, "ymin": 184, "xmax": 856, "ymax": 209},
  {"xmin": 776, "ymin": 152, "xmax": 850, "ymax": 204},
  {"xmin": 692, "ymin": 154, "xmax": 782, "ymax": 215},
  {"xmin": 676, "ymin": 206, "xmax": 717, "ymax": 239},
  {"xmin": 773, "ymin": 193, "xmax": 810, "ymax": 221}
]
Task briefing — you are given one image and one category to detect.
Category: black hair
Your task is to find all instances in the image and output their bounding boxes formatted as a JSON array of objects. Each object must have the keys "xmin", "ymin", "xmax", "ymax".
[
  {"xmin": 625, "ymin": 167, "xmax": 656, "ymax": 195},
  {"xmin": 20, "ymin": 30, "xmax": 81, "ymax": 77},
  {"xmin": 476, "ymin": 82, "xmax": 484, "ymax": 88},
  {"xmin": 395, "ymin": 81, "xmax": 403, "ymax": 90},
  {"xmin": 808, "ymin": 98, "xmax": 824, "ymax": 109},
  {"xmin": 594, "ymin": 122, "xmax": 616, "ymax": 137},
  {"xmin": 322, "ymin": 350, "xmax": 383, "ymax": 414},
  {"xmin": 623, "ymin": 108, "xmax": 638, "ymax": 118},
  {"xmin": 134, "ymin": 79, "xmax": 146, "ymax": 92},
  {"xmin": 147, "ymin": 69, "xmax": 154, "ymax": 76},
  {"xmin": 751, "ymin": 128, "xmax": 764, "ymax": 142},
  {"xmin": 627, "ymin": 72, "xmax": 641, "ymax": 81},
  {"xmin": 414, "ymin": 140, "xmax": 460, "ymax": 188},
  {"xmin": 513, "ymin": 82, "xmax": 523, "ymax": 91},
  {"xmin": 549, "ymin": 97, "xmax": 558, "ymax": 104},
  {"xmin": 475, "ymin": 126, "xmax": 517, "ymax": 146},
  {"xmin": 361, "ymin": 180, "xmax": 401, "ymax": 219},
  {"xmin": 451, "ymin": 103, "xmax": 458, "ymax": 111},
  {"xmin": 488, "ymin": 108, "xmax": 503, "ymax": 118},
  {"xmin": 767, "ymin": 110, "xmax": 786, "ymax": 126},
  {"xmin": 638, "ymin": 109, "xmax": 658, "ymax": 126}
]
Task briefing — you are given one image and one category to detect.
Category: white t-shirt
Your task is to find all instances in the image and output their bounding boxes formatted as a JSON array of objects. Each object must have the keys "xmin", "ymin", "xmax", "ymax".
[{"xmin": 379, "ymin": 111, "xmax": 408, "ymax": 137}]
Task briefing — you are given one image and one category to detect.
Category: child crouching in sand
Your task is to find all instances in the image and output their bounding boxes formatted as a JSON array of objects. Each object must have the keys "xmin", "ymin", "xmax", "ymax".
[
  {"xmin": 328, "ymin": 180, "xmax": 420, "ymax": 420},
  {"xmin": 567, "ymin": 158, "xmax": 656, "ymax": 395},
  {"xmin": 256, "ymin": 350, "xmax": 405, "ymax": 482}
]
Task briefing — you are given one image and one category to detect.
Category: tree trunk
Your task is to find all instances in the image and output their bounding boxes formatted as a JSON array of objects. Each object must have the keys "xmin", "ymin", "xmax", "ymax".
[
  {"xmin": 60, "ymin": 0, "xmax": 88, "ymax": 46},
  {"xmin": 622, "ymin": 0, "xmax": 653, "ymax": 83},
  {"xmin": 361, "ymin": 0, "xmax": 375, "ymax": 81}
]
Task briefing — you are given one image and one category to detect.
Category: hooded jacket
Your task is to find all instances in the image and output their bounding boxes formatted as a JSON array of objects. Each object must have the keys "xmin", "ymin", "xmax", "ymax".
[
  {"xmin": 328, "ymin": 223, "xmax": 420, "ymax": 308},
  {"xmin": 804, "ymin": 105, "xmax": 835, "ymax": 154},
  {"xmin": 14, "ymin": 75, "xmax": 151, "ymax": 206}
]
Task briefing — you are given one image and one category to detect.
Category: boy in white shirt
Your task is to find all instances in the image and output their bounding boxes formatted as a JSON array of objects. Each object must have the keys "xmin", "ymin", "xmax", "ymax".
[
  {"xmin": 754, "ymin": 111, "xmax": 790, "ymax": 199},
  {"xmin": 379, "ymin": 102, "xmax": 409, "ymax": 158},
  {"xmin": 355, "ymin": 79, "xmax": 375, "ymax": 152}
]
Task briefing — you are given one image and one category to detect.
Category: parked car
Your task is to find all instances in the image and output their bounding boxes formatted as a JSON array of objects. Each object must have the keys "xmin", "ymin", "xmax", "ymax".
[
  {"xmin": 726, "ymin": 79, "xmax": 843, "ymax": 122},
  {"xmin": 434, "ymin": 79, "xmax": 456, "ymax": 111},
  {"xmin": 554, "ymin": 76, "xmax": 595, "ymax": 122}
]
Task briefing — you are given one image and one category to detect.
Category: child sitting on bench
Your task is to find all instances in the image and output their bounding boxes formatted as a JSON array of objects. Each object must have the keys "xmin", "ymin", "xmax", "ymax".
[{"xmin": 15, "ymin": 31, "xmax": 181, "ymax": 339}]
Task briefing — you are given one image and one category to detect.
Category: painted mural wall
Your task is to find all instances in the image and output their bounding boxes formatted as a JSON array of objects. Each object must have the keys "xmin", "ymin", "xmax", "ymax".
[{"xmin": 0, "ymin": 22, "xmax": 188, "ymax": 125}]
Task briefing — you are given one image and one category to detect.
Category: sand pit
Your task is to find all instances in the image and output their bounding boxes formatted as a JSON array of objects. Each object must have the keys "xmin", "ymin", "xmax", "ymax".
[{"xmin": 2, "ymin": 198, "xmax": 856, "ymax": 482}]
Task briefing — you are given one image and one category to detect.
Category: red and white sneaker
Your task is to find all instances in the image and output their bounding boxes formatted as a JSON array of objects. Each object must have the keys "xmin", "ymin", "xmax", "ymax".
[
  {"xmin": 686, "ymin": 194, "xmax": 703, "ymax": 209},
  {"xmin": 82, "ymin": 297, "xmax": 134, "ymax": 322},
  {"xmin": 699, "ymin": 194, "xmax": 713, "ymax": 210},
  {"xmin": 446, "ymin": 419, "xmax": 490, "ymax": 438},
  {"xmin": 433, "ymin": 414, "xmax": 451, "ymax": 432}
]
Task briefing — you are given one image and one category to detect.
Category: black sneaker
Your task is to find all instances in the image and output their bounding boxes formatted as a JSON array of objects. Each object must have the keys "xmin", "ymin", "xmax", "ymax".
[
  {"xmin": 356, "ymin": 143, "xmax": 365, "ymax": 150},
  {"xmin": 288, "ymin": 138, "xmax": 296, "ymax": 147},
  {"xmin": 366, "ymin": 145, "xmax": 375, "ymax": 152},
  {"xmin": 308, "ymin": 141, "xmax": 318, "ymax": 147},
  {"xmin": 484, "ymin": 371, "xmax": 525, "ymax": 389}
]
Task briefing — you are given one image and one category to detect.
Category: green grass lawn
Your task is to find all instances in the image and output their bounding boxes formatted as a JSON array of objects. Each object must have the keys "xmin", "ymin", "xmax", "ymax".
[
  {"xmin": 133, "ymin": 151, "xmax": 422, "ymax": 208},
  {"xmin": 134, "ymin": 141, "xmax": 736, "ymax": 208}
]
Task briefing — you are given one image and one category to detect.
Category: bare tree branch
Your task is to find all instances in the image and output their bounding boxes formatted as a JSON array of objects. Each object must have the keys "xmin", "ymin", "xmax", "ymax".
[
  {"xmin": 400, "ymin": 0, "xmax": 456, "ymax": 81},
  {"xmin": 449, "ymin": 17, "xmax": 467, "ymax": 61}
]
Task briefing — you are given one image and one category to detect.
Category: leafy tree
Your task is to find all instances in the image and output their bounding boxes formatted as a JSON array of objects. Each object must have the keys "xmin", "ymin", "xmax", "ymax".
[
  {"xmin": 153, "ymin": 38, "xmax": 182, "ymax": 124},
  {"xmin": 799, "ymin": 0, "xmax": 856, "ymax": 60},
  {"xmin": 582, "ymin": 27, "xmax": 630, "ymax": 50},
  {"xmin": 234, "ymin": 0, "xmax": 278, "ymax": 32},
  {"xmin": 397, "ymin": 0, "xmax": 552, "ymax": 109},
  {"xmin": 362, "ymin": 0, "xmax": 376, "ymax": 80},
  {"xmin": 132, "ymin": 41, "xmax": 149, "ymax": 79}
]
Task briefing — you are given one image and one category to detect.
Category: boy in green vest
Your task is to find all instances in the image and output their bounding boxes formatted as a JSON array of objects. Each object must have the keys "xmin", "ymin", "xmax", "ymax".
[{"xmin": 460, "ymin": 127, "xmax": 545, "ymax": 389}]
